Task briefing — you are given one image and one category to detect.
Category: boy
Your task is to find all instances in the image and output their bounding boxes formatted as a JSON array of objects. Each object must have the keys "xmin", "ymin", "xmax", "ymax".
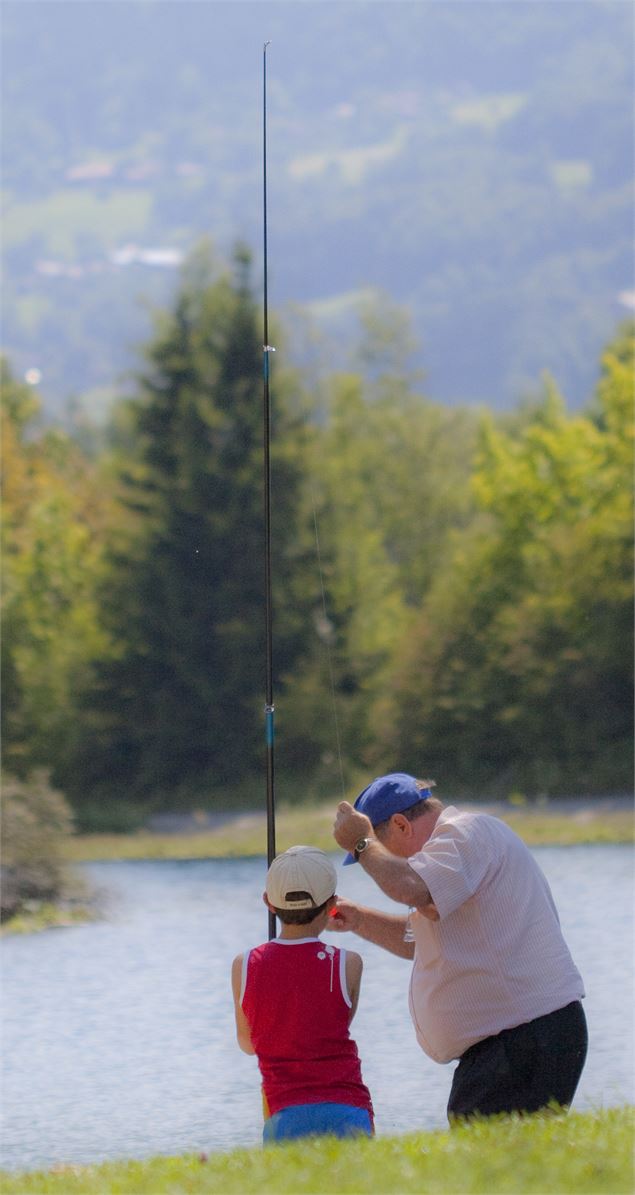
[{"xmin": 231, "ymin": 845, "xmax": 374, "ymax": 1143}]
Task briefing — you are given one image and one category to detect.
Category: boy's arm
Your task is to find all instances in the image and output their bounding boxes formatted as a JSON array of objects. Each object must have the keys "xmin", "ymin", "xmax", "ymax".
[
  {"xmin": 231, "ymin": 954, "xmax": 256, "ymax": 1054},
  {"xmin": 344, "ymin": 950, "xmax": 364, "ymax": 1021}
]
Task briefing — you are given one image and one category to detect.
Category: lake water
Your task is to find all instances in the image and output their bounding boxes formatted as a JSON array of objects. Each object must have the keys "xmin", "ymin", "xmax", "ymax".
[{"xmin": 1, "ymin": 844, "xmax": 633, "ymax": 1172}]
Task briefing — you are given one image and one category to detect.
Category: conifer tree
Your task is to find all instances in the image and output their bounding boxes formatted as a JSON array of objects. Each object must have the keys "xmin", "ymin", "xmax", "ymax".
[{"xmin": 72, "ymin": 246, "xmax": 309, "ymax": 812}]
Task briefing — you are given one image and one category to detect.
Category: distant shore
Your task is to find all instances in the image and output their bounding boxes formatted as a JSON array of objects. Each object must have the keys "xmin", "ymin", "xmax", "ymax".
[
  {"xmin": 66, "ymin": 795, "xmax": 633, "ymax": 863},
  {"xmin": 3, "ymin": 796, "xmax": 630, "ymax": 934}
]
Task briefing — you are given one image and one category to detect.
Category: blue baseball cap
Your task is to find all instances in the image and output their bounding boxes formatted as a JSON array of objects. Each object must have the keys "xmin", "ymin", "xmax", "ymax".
[{"xmin": 342, "ymin": 772, "xmax": 433, "ymax": 865}]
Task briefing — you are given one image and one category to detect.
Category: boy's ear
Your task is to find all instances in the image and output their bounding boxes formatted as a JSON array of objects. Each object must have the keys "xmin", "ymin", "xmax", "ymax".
[{"xmin": 263, "ymin": 891, "xmax": 276, "ymax": 913}]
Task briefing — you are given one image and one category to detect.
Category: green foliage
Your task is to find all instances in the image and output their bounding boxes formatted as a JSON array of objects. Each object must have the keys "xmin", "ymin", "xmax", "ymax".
[
  {"xmin": 1, "ymin": 1108, "xmax": 632, "ymax": 1194},
  {"xmin": 1, "ymin": 360, "xmax": 115, "ymax": 779},
  {"xmin": 2, "ymin": 296, "xmax": 632, "ymax": 820},
  {"xmin": 67, "ymin": 245, "xmax": 313, "ymax": 811},
  {"xmin": 281, "ymin": 368, "xmax": 478, "ymax": 770},
  {"xmin": 379, "ymin": 324, "xmax": 634, "ymax": 794},
  {"xmin": 0, "ymin": 771, "xmax": 75, "ymax": 921}
]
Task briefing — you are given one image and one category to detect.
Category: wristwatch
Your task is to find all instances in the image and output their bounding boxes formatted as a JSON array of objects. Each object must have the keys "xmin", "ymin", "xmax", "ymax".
[{"xmin": 353, "ymin": 836, "xmax": 372, "ymax": 861}]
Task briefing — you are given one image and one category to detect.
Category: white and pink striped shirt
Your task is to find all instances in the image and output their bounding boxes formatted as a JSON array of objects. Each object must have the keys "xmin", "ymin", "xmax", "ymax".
[{"xmin": 406, "ymin": 807, "xmax": 584, "ymax": 1063}]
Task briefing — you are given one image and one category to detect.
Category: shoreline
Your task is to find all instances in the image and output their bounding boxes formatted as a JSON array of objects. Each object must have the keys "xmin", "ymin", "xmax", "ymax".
[
  {"xmin": 67, "ymin": 795, "xmax": 633, "ymax": 864},
  {"xmin": 3, "ymin": 799, "xmax": 631, "ymax": 935}
]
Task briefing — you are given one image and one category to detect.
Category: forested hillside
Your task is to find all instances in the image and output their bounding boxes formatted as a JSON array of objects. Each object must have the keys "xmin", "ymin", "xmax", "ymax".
[{"xmin": 2, "ymin": 0, "xmax": 632, "ymax": 415}]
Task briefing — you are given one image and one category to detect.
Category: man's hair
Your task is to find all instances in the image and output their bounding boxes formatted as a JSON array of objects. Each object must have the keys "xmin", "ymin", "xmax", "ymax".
[
  {"xmin": 272, "ymin": 892, "xmax": 330, "ymax": 926},
  {"xmin": 374, "ymin": 780, "xmax": 441, "ymax": 837}
]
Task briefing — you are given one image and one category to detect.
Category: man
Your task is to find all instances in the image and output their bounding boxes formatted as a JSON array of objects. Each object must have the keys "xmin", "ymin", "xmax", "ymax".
[{"xmin": 331, "ymin": 772, "xmax": 587, "ymax": 1122}]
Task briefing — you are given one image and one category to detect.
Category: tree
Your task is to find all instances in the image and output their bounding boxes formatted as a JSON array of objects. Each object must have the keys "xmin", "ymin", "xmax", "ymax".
[
  {"xmin": 69, "ymin": 245, "xmax": 312, "ymax": 812},
  {"xmin": 1, "ymin": 359, "xmax": 113, "ymax": 779},
  {"xmin": 281, "ymin": 364, "xmax": 478, "ymax": 772},
  {"xmin": 379, "ymin": 326, "xmax": 634, "ymax": 795}
]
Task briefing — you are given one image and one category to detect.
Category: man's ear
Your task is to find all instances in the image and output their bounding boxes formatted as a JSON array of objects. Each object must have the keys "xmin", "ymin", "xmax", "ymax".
[{"xmin": 391, "ymin": 813, "xmax": 413, "ymax": 837}]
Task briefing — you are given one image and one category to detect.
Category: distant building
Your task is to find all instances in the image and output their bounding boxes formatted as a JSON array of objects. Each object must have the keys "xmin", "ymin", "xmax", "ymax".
[
  {"xmin": 109, "ymin": 245, "xmax": 184, "ymax": 268},
  {"xmin": 66, "ymin": 160, "xmax": 115, "ymax": 181}
]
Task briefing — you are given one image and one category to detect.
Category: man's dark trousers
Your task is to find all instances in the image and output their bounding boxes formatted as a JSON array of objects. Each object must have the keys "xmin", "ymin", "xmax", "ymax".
[{"xmin": 447, "ymin": 1001, "xmax": 588, "ymax": 1121}]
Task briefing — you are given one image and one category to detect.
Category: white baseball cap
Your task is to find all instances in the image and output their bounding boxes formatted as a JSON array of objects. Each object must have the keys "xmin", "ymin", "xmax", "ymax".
[{"xmin": 266, "ymin": 846, "xmax": 337, "ymax": 909}]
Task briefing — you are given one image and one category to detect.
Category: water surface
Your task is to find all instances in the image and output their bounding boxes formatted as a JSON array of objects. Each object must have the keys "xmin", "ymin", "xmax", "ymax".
[{"xmin": 1, "ymin": 844, "xmax": 633, "ymax": 1171}]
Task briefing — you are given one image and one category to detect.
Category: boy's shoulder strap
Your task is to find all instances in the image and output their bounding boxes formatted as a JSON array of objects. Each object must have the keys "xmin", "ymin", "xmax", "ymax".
[
  {"xmin": 239, "ymin": 947, "xmax": 254, "ymax": 1004},
  {"xmin": 239, "ymin": 939, "xmax": 272, "ymax": 1001},
  {"xmin": 338, "ymin": 947, "xmax": 352, "ymax": 1008}
]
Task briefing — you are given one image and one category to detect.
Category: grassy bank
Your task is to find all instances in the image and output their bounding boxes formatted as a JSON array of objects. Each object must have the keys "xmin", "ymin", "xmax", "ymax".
[
  {"xmin": 2, "ymin": 1107, "xmax": 633, "ymax": 1194},
  {"xmin": 0, "ymin": 901, "xmax": 96, "ymax": 935},
  {"xmin": 65, "ymin": 802, "xmax": 633, "ymax": 862}
]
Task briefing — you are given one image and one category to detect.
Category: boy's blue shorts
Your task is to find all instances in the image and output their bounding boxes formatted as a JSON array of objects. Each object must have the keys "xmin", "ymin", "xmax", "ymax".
[{"xmin": 263, "ymin": 1102, "xmax": 373, "ymax": 1144}]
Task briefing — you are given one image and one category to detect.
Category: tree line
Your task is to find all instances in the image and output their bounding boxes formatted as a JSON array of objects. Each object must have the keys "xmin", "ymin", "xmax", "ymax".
[{"xmin": 2, "ymin": 245, "xmax": 633, "ymax": 829}]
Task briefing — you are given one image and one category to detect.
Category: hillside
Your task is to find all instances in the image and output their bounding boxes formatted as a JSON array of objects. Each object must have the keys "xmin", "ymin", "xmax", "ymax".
[{"xmin": 1, "ymin": 0, "xmax": 633, "ymax": 416}]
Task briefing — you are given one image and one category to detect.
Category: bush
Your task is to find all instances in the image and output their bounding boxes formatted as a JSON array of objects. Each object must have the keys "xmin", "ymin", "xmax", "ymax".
[{"xmin": 0, "ymin": 771, "xmax": 75, "ymax": 920}]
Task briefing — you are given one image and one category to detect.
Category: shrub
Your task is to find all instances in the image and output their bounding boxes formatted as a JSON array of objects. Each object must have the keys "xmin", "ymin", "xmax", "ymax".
[{"xmin": 0, "ymin": 770, "xmax": 75, "ymax": 920}]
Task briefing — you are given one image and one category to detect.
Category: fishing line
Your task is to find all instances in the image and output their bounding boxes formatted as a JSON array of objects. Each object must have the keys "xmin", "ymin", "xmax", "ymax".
[
  {"xmin": 262, "ymin": 40, "xmax": 276, "ymax": 941},
  {"xmin": 311, "ymin": 489, "xmax": 347, "ymax": 802}
]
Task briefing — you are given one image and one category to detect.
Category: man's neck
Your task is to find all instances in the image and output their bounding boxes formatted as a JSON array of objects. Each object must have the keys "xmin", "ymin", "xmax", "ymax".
[{"xmin": 278, "ymin": 918, "xmax": 325, "ymax": 940}]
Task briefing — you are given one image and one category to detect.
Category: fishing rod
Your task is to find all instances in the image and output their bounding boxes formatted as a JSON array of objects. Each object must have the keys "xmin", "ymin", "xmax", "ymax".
[{"xmin": 262, "ymin": 40, "xmax": 276, "ymax": 940}]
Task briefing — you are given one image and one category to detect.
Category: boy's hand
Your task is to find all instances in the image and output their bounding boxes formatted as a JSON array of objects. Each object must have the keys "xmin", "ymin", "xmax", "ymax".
[
  {"xmin": 333, "ymin": 801, "xmax": 373, "ymax": 851},
  {"xmin": 327, "ymin": 896, "xmax": 362, "ymax": 933}
]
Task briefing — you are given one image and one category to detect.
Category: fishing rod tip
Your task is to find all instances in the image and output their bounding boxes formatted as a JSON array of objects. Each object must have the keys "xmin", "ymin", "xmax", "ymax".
[{"xmin": 264, "ymin": 40, "xmax": 271, "ymax": 50}]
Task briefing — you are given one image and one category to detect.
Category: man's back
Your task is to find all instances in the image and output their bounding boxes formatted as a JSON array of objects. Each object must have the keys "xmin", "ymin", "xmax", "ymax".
[{"xmin": 407, "ymin": 807, "xmax": 585, "ymax": 1061}]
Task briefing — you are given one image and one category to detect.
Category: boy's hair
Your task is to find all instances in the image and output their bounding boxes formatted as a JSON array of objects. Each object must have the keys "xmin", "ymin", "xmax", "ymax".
[{"xmin": 273, "ymin": 892, "xmax": 329, "ymax": 926}]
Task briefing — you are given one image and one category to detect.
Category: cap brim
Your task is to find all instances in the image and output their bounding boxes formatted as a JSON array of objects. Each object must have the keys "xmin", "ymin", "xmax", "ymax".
[{"xmin": 342, "ymin": 851, "xmax": 357, "ymax": 866}]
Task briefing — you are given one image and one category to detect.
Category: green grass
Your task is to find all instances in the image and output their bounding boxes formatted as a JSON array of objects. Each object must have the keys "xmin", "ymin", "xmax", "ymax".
[
  {"xmin": 503, "ymin": 810, "xmax": 633, "ymax": 846},
  {"xmin": 64, "ymin": 804, "xmax": 633, "ymax": 863},
  {"xmin": 3, "ymin": 188, "xmax": 153, "ymax": 256},
  {"xmin": 0, "ymin": 901, "xmax": 96, "ymax": 936},
  {"xmin": 2, "ymin": 1108, "xmax": 633, "ymax": 1194},
  {"xmin": 451, "ymin": 92, "xmax": 528, "ymax": 132},
  {"xmin": 288, "ymin": 126, "xmax": 408, "ymax": 185}
]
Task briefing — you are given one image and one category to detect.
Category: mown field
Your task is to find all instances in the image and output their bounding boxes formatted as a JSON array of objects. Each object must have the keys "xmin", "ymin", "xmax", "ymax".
[{"xmin": 2, "ymin": 1107, "xmax": 633, "ymax": 1195}]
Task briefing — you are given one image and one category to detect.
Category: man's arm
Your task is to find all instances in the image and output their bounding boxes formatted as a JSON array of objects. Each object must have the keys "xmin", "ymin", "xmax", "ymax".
[
  {"xmin": 356, "ymin": 838, "xmax": 435, "ymax": 909},
  {"xmin": 330, "ymin": 898, "xmax": 415, "ymax": 959},
  {"xmin": 333, "ymin": 801, "xmax": 435, "ymax": 913}
]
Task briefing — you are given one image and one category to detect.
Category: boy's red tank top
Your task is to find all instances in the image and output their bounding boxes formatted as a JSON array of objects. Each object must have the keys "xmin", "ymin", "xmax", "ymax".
[{"xmin": 241, "ymin": 938, "xmax": 373, "ymax": 1119}]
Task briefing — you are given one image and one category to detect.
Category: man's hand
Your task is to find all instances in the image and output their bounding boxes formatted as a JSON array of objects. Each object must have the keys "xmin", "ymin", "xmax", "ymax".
[
  {"xmin": 327, "ymin": 896, "xmax": 362, "ymax": 933},
  {"xmin": 333, "ymin": 801, "xmax": 374, "ymax": 852}
]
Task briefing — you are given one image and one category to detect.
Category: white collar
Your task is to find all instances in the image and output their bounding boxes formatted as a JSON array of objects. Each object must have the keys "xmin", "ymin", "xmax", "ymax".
[{"xmin": 271, "ymin": 936, "xmax": 322, "ymax": 945}]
